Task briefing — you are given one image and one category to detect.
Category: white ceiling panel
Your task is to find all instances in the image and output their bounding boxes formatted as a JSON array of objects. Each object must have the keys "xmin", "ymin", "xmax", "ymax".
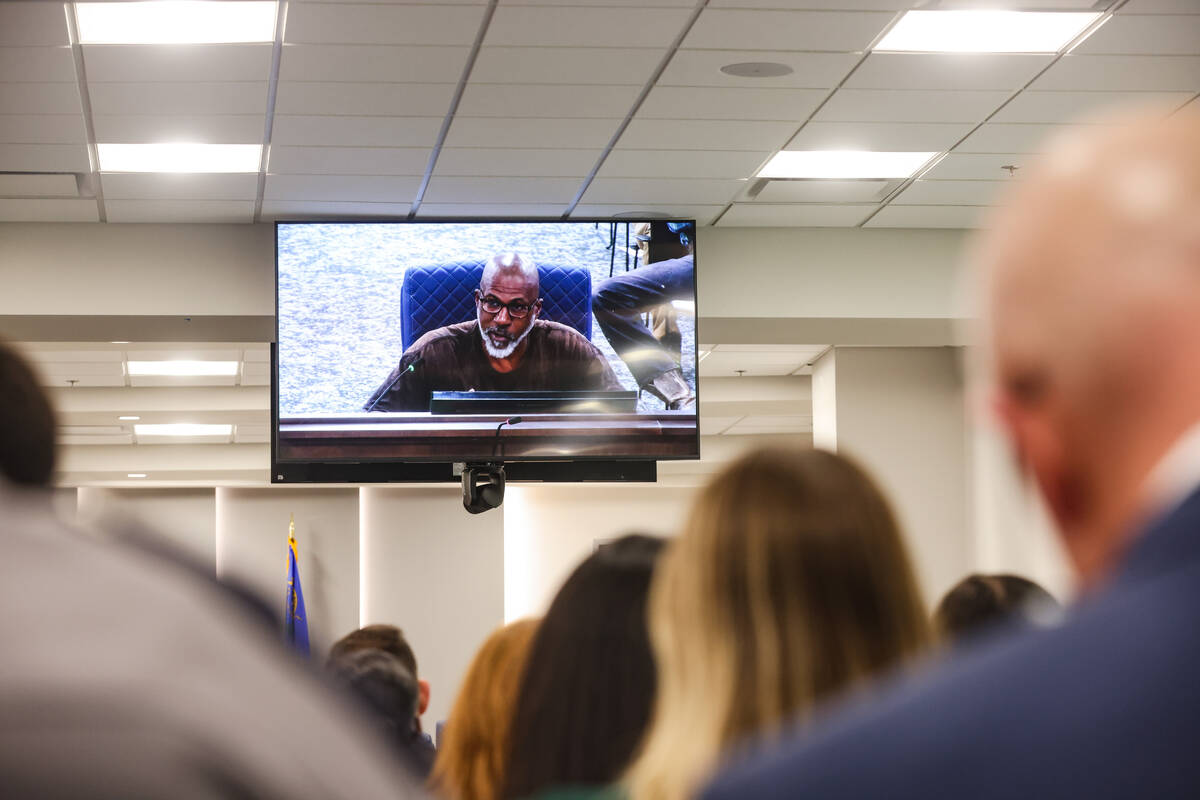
[
  {"xmin": 472, "ymin": 47, "xmax": 662, "ymax": 86},
  {"xmin": 415, "ymin": 203, "xmax": 569, "ymax": 218},
  {"xmin": 958, "ymin": 123, "xmax": 1088, "ymax": 154},
  {"xmin": 599, "ymin": 149, "xmax": 768, "ymax": 179},
  {"xmin": 285, "ymin": 3, "xmax": 485, "ymax": 45},
  {"xmin": 457, "ymin": 84, "xmax": 642, "ymax": 119},
  {"xmin": 92, "ymin": 114, "xmax": 264, "ymax": 144},
  {"xmin": 1075, "ymin": 14, "xmax": 1200, "ymax": 55},
  {"xmin": 60, "ymin": 434, "xmax": 135, "ymax": 445},
  {"xmin": 423, "ymin": 176, "xmax": 581, "ymax": 204},
  {"xmin": 269, "ymin": 146, "xmax": 431, "ymax": 176},
  {"xmin": 921, "ymin": 153, "xmax": 1028, "ymax": 181},
  {"xmin": 105, "ymin": 200, "xmax": 255, "ymax": 223},
  {"xmin": 993, "ymin": 90, "xmax": 1194, "ymax": 124},
  {"xmin": 639, "ymin": 87, "xmax": 825, "ymax": 121},
  {"xmin": 37, "ymin": 361, "xmax": 123, "ymax": 377},
  {"xmin": 717, "ymin": 203, "xmax": 874, "ymax": 227},
  {"xmin": 0, "ymin": 3, "xmax": 69, "ymax": 46},
  {"xmin": 0, "ymin": 199, "xmax": 99, "ymax": 222},
  {"xmin": 814, "ymin": 89, "xmax": 1010, "ymax": 123},
  {"xmin": 1119, "ymin": 0, "xmax": 1200, "ymax": 11},
  {"xmin": 265, "ymin": 174, "xmax": 422, "ymax": 202},
  {"xmin": 684, "ymin": 9, "xmax": 894, "ymax": 51},
  {"xmin": 46, "ymin": 377, "xmax": 126, "ymax": 388},
  {"xmin": 750, "ymin": 180, "xmax": 892, "ymax": 203},
  {"xmin": 274, "ymin": 82, "xmax": 455, "ymax": 116},
  {"xmin": 893, "ymin": 179, "xmax": 1011, "ymax": 206},
  {"xmin": 434, "ymin": 148, "xmax": 598, "ymax": 177},
  {"xmin": 82, "ymin": 44, "xmax": 272, "ymax": 83},
  {"xmin": 0, "ymin": 47, "xmax": 76, "ymax": 82},
  {"xmin": 234, "ymin": 424, "xmax": 270, "ymax": 442},
  {"xmin": 1033, "ymin": 55, "xmax": 1200, "ymax": 91},
  {"xmin": 0, "ymin": 143, "xmax": 90, "ymax": 172},
  {"xmin": 443, "ymin": 117, "xmax": 622, "ymax": 149},
  {"xmin": 659, "ymin": 50, "xmax": 859, "ymax": 89},
  {"xmin": 785, "ymin": 121, "xmax": 972, "ymax": 151},
  {"xmin": 280, "ymin": 44, "xmax": 469, "ymax": 83},
  {"xmin": 571, "ymin": 204, "xmax": 724, "ymax": 224},
  {"xmin": 619, "ymin": 118, "xmax": 796, "ymax": 151},
  {"xmin": 845, "ymin": 53, "xmax": 1053, "ymax": 91},
  {"xmin": 865, "ymin": 204, "xmax": 988, "ymax": 229},
  {"xmin": 484, "ymin": 6, "xmax": 691, "ymax": 48},
  {"xmin": 715, "ymin": 344, "xmax": 827, "ymax": 355},
  {"xmin": 505, "ymin": 0, "xmax": 694, "ymax": 5},
  {"xmin": 0, "ymin": 171, "xmax": 77, "ymax": 197},
  {"xmin": 102, "ymin": 173, "xmax": 259, "ymax": 201},
  {"xmin": 260, "ymin": 200, "xmax": 413, "ymax": 219},
  {"xmin": 89, "ymin": 82, "xmax": 268, "ymax": 116},
  {"xmin": 700, "ymin": 350, "xmax": 808, "ymax": 374},
  {"xmin": 582, "ymin": 178, "xmax": 744, "ymax": 205},
  {"xmin": 0, "ymin": 114, "xmax": 87, "ymax": 144},
  {"xmin": 711, "ymin": 0, "xmax": 909, "ymax": 8},
  {"xmin": 272, "ymin": 115, "xmax": 442, "ymax": 147},
  {"xmin": 0, "ymin": 83, "xmax": 81, "ymax": 114}
]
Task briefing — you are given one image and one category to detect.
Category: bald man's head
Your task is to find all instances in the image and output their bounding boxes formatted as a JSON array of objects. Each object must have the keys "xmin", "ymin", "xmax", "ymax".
[
  {"xmin": 979, "ymin": 106, "xmax": 1200, "ymax": 587},
  {"xmin": 481, "ymin": 252, "xmax": 539, "ymax": 297}
]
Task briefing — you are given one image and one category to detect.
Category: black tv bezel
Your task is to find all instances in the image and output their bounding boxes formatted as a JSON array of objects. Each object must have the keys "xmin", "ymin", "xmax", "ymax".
[{"xmin": 270, "ymin": 217, "xmax": 699, "ymax": 484}]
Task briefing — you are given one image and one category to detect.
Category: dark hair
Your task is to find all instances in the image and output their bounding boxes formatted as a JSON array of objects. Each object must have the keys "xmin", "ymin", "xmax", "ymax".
[
  {"xmin": 0, "ymin": 340, "xmax": 57, "ymax": 486},
  {"xmin": 501, "ymin": 534, "xmax": 665, "ymax": 800},
  {"xmin": 934, "ymin": 573, "xmax": 1059, "ymax": 640},
  {"xmin": 327, "ymin": 648, "xmax": 421, "ymax": 734},
  {"xmin": 328, "ymin": 624, "xmax": 418, "ymax": 677}
]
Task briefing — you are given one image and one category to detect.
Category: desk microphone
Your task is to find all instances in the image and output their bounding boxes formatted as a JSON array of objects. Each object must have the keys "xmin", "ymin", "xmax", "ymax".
[
  {"xmin": 493, "ymin": 416, "xmax": 523, "ymax": 458},
  {"xmin": 364, "ymin": 355, "xmax": 425, "ymax": 412}
]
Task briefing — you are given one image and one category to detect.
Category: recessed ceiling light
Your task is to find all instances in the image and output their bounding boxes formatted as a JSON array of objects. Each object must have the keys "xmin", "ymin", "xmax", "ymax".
[
  {"xmin": 110, "ymin": 340, "xmax": 130, "ymax": 344},
  {"xmin": 757, "ymin": 151, "xmax": 938, "ymax": 180},
  {"xmin": 76, "ymin": 1, "xmax": 277, "ymax": 45},
  {"xmin": 127, "ymin": 473, "xmax": 147, "ymax": 478},
  {"xmin": 720, "ymin": 62, "xmax": 793, "ymax": 78},
  {"xmin": 874, "ymin": 10, "xmax": 1102, "ymax": 54},
  {"xmin": 98, "ymin": 143, "xmax": 262, "ymax": 174},
  {"xmin": 127, "ymin": 360, "xmax": 240, "ymax": 376},
  {"xmin": 135, "ymin": 423, "xmax": 233, "ymax": 437},
  {"xmin": 118, "ymin": 415, "xmax": 141, "ymax": 421}
]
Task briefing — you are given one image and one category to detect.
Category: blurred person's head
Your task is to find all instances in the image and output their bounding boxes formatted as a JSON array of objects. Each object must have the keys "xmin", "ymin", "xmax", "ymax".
[
  {"xmin": 429, "ymin": 618, "xmax": 539, "ymax": 800},
  {"xmin": 979, "ymin": 107, "xmax": 1200, "ymax": 589},
  {"xmin": 628, "ymin": 447, "xmax": 932, "ymax": 800},
  {"xmin": 0, "ymin": 340, "xmax": 56, "ymax": 487},
  {"xmin": 934, "ymin": 573, "xmax": 1059, "ymax": 642},
  {"xmin": 501, "ymin": 534, "xmax": 665, "ymax": 800},
  {"xmin": 330, "ymin": 624, "xmax": 429, "ymax": 717},
  {"xmin": 327, "ymin": 648, "xmax": 421, "ymax": 742}
]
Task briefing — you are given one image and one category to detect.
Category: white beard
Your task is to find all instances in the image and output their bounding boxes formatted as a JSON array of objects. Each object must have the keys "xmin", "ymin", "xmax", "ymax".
[{"xmin": 478, "ymin": 311, "xmax": 535, "ymax": 359}]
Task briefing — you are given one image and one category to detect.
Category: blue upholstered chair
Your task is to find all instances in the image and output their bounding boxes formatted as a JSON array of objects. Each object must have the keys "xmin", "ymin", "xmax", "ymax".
[{"xmin": 399, "ymin": 261, "xmax": 593, "ymax": 351}]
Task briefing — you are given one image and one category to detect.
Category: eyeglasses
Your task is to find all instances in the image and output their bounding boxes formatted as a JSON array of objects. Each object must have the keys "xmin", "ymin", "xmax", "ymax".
[{"xmin": 476, "ymin": 292, "xmax": 536, "ymax": 319}]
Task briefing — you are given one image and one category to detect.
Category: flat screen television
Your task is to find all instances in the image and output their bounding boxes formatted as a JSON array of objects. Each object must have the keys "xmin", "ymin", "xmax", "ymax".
[{"xmin": 272, "ymin": 220, "xmax": 700, "ymax": 483}]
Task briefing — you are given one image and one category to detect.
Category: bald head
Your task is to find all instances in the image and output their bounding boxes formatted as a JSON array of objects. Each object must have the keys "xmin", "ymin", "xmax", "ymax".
[
  {"xmin": 979, "ymin": 106, "xmax": 1200, "ymax": 587},
  {"xmin": 481, "ymin": 252, "xmax": 539, "ymax": 297}
]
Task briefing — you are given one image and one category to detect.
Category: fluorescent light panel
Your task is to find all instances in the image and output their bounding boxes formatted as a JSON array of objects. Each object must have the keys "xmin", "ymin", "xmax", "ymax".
[
  {"xmin": 76, "ymin": 1, "xmax": 277, "ymax": 44},
  {"xmin": 875, "ymin": 11, "xmax": 1101, "ymax": 54},
  {"xmin": 135, "ymin": 424, "xmax": 232, "ymax": 437},
  {"xmin": 127, "ymin": 473, "xmax": 147, "ymax": 478},
  {"xmin": 127, "ymin": 360, "xmax": 239, "ymax": 376},
  {"xmin": 118, "ymin": 415, "xmax": 141, "ymax": 421},
  {"xmin": 98, "ymin": 144, "xmax": 262, "ymax": 174},
  {"xmin": 758, "ymin": 151, "xmax": 937, "ymax": 180}
]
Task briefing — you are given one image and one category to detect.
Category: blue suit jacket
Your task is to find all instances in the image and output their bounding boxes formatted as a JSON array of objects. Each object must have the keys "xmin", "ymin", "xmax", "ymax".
[{"xmin": 703, "ymin": 488, "xmax": 1200, "ymax": 800}]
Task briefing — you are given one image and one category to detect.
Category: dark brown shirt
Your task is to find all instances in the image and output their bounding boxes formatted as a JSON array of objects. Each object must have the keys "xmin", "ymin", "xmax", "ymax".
[{"xmin": 364, "ymin": 320, "xmax": 624, "ymax": 412}]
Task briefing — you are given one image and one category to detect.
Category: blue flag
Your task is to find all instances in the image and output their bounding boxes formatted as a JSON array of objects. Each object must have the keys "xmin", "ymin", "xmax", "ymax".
[{"xmin": 285, "ymin": 514, "xmax": 309, "ymax": 656}]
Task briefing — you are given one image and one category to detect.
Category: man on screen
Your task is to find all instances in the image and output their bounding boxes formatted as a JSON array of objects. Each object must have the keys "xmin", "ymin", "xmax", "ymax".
[{"xmin": 364, "ymin": 252, "xmax": 622, "ymax": 412}]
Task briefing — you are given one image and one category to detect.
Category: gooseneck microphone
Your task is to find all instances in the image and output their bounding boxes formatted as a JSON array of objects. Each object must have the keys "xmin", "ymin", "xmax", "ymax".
[
  {"xmin": 493, "ymin": 415, "xmax": 523, "ymax": 458},
  {"xmin": 364, "ymin": 355, "xmax": 425, "ymax": 412}
]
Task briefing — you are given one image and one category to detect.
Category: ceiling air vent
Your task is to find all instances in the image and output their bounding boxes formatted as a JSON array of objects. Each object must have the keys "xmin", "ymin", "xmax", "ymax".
[{"xmin": 0, "ymin": 173, "xmax": 82, "ymax": 198}]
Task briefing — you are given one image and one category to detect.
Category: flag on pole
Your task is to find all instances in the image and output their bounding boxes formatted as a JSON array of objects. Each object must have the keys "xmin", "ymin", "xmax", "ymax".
[{"xmin": 285, "ymin": 513, "xmax": 309, "ymax": 655}]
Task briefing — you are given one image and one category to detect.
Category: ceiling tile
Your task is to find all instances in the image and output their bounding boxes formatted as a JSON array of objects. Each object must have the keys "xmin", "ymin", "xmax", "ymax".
[
  {"xmin": 0, "ymin": 173, "xmax": 78, "ymax": 197},
  {"xmin": 865, "ymin": 204, "xmax": 988, "ymax": 229},
  {"xmin": 260, "ymin": 200, "xmax": 413, "ymax": 219},
  {"xmin": 423, "ymin": 176, "xmax": 582, "ymax": 204},
  {"xmin": 0, "ymin": 114, "xmax": 87, "ymax": 144},
  {"xmin": 1075, "ymin": 14, "xmax": 1200, "ymax": 55},
  {"xmin": 619, "ymin": 118, "xmax": 796, "ymax": 150},
  {"xmin": 434, "ymin": 148, "xmax": 598, "ymax": 177},
  {"xmin": 710, "ymin": 0, "xmax": 909, "ymax": 8},
  {"xmin": 89, "ymin": 82, "xmax": 268, "ymax": 116},
  {"xmin": 0, "ymin": 3, "xmax": 69, "ymax": 46},
  {"xmin": 639, "ymin": 86, "xmax": 825, "ymax": 121},
  {"xmin": 683, "ymin": 9, "xmax": 894, "ymax": 51},
  {"xmin": 750, "ymin": 180, "xmax": 892, "ymax": 203},
  {"xmin": 415, "ymin": 203, "xmax": 569, "ymax": 218},
  {"xmin": 443, "ymin": 117, "xmax": 622, "ymax": 149},
  {"xmin": 598, "ymin": 149, "xmax": 769, "ymax": 179},
  {"xmin": 0, "ymin": 198, "xmax": 99, "ymax": 222},
  {"xmin": 457, "ymin": 84, "xmax": 642, "ymax": 118},
  {"xmin": 0, "ymin": 83, "xmax": 81, "ymax": 114},
  {"xmin": 102, "ymin": 173, "xmax": 259, "ymax": 201},
  {"xmin": 571, "ymin": 204, "xmax": 724, "ymax": 225},
  {"xmin": 504, "ymin": 0, "xmax": 694, "ymax": 5},
  {"xmin": 92, "ymin": 114, "xmax": 264, "ymax": 145},
  {"xmin": 893, "ymin": 179, "xmax": 1011, "ymax": 206},
  {"xmin": 958, "ymin": 123, "xmax": 1088, "ymax": 154},
  {"xmin": 785, "ymin": 121, "xmax": 971, "ymax": 151},
  {"xmin": 83, "ymin": 44, "xmax": 272, "ymax": 82},
  {"xmin": 285, "ymin": 3, "xmax": 485, "ymax": 45},
  {"xmin": 105, "ymin": 200, "xmax": 255, "ymax": 223},
  {"xmin": 845, "ymin": 53, "xmax": 1053, "ymax": 91},
  {"xmin": 0, "ymin": 47, "xmax": 76, "ymax": 82},
  {"xmin": 582, "ymin": 178, "xmax": 744, "ymax": 205},
  {"xmin": 269, "ymin": 146, "xmax": 431, "ymax": 176},
  {"xmin": 485, "ymin": 6, "xmax": 691, "ymax": 48},
  {"xmin": 1032, "ymin": 55, "xmax": 1200, "ymax": 91},
  {"xmin": 717, "ymin": 203, "xmax": 874, "ymax": 227},
  {"xmin": 272, "ymin": 115, "xmax": 442, "ymax": 147},
  {"xmin": 280, "ymin": 44, "xmax": 469, "ymax": 83},
  {"xmin": 472, "ymin": 47, "xmax": 662, "ymax": 85},
  {"xmin": 701, "ymin": 350, "xmax": 808, "ymax": 374},
  {"xmin": 659, "ymin": 49, "xmax": 858, "ymax": 89},
  {"xmin": 991, "ymin": 90, "xmax": 1195, "ymax": 124},
  {"xmin": 1118, "ymin": 0, "xmax": 1200, "ymax": 10},
  {"xmin": 814, "ymin": 89, "xmax": 1010, "ymax": 123},
  {"xmin": 0, "ymin": 143, "xmax": 90, "ymax": 172},
  {"xmin": 265, "ymin": 174, "xmax": 422, "ymax": 202},
  {"xmin": 274, "ymin": 82, "xmax": 455, "ymax": 116},
  {"xmin": 921, "ymin": 153, "xmax": 1028, "ymax": 180}
]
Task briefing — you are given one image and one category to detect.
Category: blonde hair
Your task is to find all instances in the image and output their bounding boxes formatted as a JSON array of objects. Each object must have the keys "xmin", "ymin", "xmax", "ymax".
[
  {"xmin": 627, "ymin": 447, "xmax": 932, "ymax": 800},
  {"xmin": 429, "ymin": 618, "xmax": 540, "ymax": 800}
]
